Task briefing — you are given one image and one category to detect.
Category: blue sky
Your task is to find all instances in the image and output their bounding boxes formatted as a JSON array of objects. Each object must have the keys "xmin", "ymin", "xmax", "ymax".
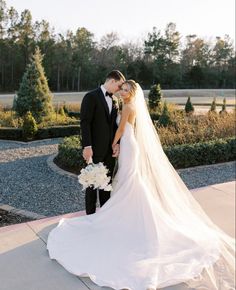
[{"xmin": 5, "ymin": 0, "xmax": 235, "ymax": 42}]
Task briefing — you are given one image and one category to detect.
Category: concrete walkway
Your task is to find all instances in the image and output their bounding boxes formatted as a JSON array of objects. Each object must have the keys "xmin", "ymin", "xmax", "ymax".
[{"xmin": 0, "ymin": 181, "xmax": 235, "ymax": 290}]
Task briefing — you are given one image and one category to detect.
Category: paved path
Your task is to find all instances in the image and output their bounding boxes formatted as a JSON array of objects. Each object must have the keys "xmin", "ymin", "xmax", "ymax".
[
  {"xmin": 0, "ymin": 139, "xmax": 235, "ymax": 217},
  {"xmin": 0, "ymin": 181, "xmax": 235, "ymax": 290},
  {"xmin": 1, "ymin": 89, "xmax": 235, "ymax": 106}
]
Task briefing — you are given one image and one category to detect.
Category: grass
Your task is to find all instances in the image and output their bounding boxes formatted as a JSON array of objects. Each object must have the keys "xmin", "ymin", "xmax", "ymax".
[
  {"xmin": 0, "ymin": 108, "xmax": 78, "ymax": 128},
  {"xmin": 62, "ymin": 102, "xmax": 81, "ymax": 112},
  {"xmin": 156, "ymin": 111, "xmax": 235, "ymax": 146},
  {"xmin": 0, "ymin": 101, "xmax": 235, "ymax": 148}
]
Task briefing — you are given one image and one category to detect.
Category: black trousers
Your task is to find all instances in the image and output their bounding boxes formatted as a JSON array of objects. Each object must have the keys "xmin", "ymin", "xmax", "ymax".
[{"xmin": 85, "ymin": 150, "xmax": 116, "ymax": 215}]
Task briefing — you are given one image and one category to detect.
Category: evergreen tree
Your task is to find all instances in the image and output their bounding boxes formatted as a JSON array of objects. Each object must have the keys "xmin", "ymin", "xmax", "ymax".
[
  {"xmin": 15, "ymin": 46, "xmax": 53, "ymax": 122},
  {"xmin": 209, "ymin": 97, "xmax": 217, "ymax": 113},
  {"xmin": 62, "ymin": 102, "xmax": 69, "ymax": 115},
  {"xmin": 148, "ymin": 83, "xmax": 162, "ymax": 111},
  {"xmin": 185, "ymin": 96, "xmax": 194, "ymax": 114},
  {"xmin": 0, "ymin": 0, "xmax": 235, "ymax": 92},
  {"xmin": 219, "ymin": 98, "xmax": 227, "ymax": 115},
  {"xmin": 58, "ymin": 106, "xmax": 65, "ymax": 116},
  {"xmin": 159, "ymin": 101, "xmax": 171, "ymax": 127},
  {"xmin": 22, "ymin": 111, "xmax": 38, "ymax": 140}
]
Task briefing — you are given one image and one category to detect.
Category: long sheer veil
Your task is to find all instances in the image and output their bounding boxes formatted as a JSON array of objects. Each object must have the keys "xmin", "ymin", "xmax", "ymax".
[{"xmin": 134, "ymin": 83, "xmax": 235, "ymax": 289}]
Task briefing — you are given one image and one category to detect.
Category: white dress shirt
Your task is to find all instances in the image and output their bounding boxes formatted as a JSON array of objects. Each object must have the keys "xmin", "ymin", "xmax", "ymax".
[{"xmin": 101, "ymin": 85, "xmax": 113, "ymax": 114}]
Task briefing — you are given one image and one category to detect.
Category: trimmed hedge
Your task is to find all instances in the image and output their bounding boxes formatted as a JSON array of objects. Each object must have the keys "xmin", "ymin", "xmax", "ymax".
[
  {"xmin": 0, "ymin": 128, "xmax": 22, "ymax": 140},
  {"xmin": 67, "ymin": 111, "xmax": 80, "ymax": 119},
  {"xmin": 0, "ymin": 125, "xmax": 80, "ymax": 141},
  {"xmin": 164, "ymin": 137, "xmax": 236, "ymax": 169},
  {"xmin": 55, "ymin": 136, "xmax": 236, "ymax": 174},
  {"xmin": 54, "ymin": 136, "xmax": 85, "ymax": 174},
  {"xmin": 36, "ymin": 126, "xmax": 80, "ymax": 140}
]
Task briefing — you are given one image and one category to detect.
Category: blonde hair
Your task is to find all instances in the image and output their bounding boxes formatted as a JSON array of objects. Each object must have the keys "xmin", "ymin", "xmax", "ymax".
[{"xmin": 123, "ymin": 80, "xmax": 137, "ymax": 101}]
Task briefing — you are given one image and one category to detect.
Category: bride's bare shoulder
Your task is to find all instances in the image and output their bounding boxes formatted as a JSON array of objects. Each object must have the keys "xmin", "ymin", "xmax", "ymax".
[{"xmin": 123, "ymin": 103, "xmax": 136, "ymax": 113}]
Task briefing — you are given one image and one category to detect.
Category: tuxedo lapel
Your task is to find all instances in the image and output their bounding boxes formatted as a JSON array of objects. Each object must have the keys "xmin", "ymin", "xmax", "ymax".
[
  {"xmin": 111, "ymin": 101, "xmax": 118, "ymax": 123},
  {"xmin": 98, "ymin": 88, "xmax": 110, "ymax": 120}
]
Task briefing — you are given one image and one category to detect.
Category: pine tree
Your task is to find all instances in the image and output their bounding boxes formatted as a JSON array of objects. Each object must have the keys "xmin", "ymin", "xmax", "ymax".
[
  {"xmin": 15, "ymin": 46, "xmax": 53, "ymax": 123},
  {"xmin": 219, "ymin": 98, "xmax": 227, "ymax": 114},
  {"xmin": 59, "ymin": 106, "xmax": 66, "ymax": 116},
  {"xmin": 209, "ymin": 97, "xmax": 217, "ymax": 113},
  {"xmin": 148, "ymin": 83, "xmax": 162, "ymax": 111},
  {"xmin": 63, "ymin": 102, "xmax": 69, "ymax": 115},
  {"xmin": 22, "ymin": 111, "xmax": 38, "ymax": 140},
  {"xmin": 159, "ymin": 101, "xmax": 171, "ymax": 127},
  {"xmin": 185, "ymin": 96, "xmax": 194, "ymax": 114}
]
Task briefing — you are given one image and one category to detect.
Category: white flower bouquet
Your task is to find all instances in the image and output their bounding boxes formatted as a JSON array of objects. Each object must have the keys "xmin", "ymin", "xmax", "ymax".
[{"xmin": 78, "ymin": 162, "xmax": 112, "ymax": 191}]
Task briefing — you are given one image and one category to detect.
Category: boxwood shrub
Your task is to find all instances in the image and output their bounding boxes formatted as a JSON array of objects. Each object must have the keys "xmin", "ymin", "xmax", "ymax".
[
  {"xmin": 164, "ymin": 137, "xmax": 236, "ymax": 169},
  {"xmin": 54, "ymin": 135, "xmax": 86, "ymax": 174},
  {"xmin": 0, "ymin": 128, "xmax": 22, "ymax": 140},
  {"xmin": 0, "ymin": 125, "xmax": 80, "ymax": 141},
  {"xmin": 68, "ymin": 111, "xmax": 80, "ymax": 119},
  {"xmin": 55, "ymin": 136, "xmax": 236, "ymax": 174}
]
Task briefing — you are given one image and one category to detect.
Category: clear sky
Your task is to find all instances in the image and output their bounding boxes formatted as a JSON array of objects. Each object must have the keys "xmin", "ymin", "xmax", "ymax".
[{"xmin": 5, "ymin": 0, "xmax": 235, "ymax": 42}]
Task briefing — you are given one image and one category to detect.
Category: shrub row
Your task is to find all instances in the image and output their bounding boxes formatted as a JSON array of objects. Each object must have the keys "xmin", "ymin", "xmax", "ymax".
[
  {"xmin": 0, "ymin": 125, "xmax": 80, "ymax": 141},
  {"xmin": 67, "ymin": 111, "xmax": 80, "ymax": 119},
  {"xmin": 164, "ymin": 137, "xmax": 236, "ymax": 169},
  {"xmin": 0, "ymin": 110, "xmax": 78, "ymax": 128},
  {"xmin": 157, "ymin": 111, "xmax": 235, "ymax": 146},
  {"xmin": 55, "ymin": 136, "xmax": 236, "ymax": 173},
  {"xmin": 0, "ymin": 128, "xmax": 22, "ymax": 140}
]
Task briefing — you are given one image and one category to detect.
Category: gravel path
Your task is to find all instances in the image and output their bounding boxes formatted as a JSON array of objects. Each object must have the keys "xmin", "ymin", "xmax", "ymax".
[
  {"xmin": 0, "ymin": 139, "xmax": 84, "ymax": 217},
  {"xmin": 178, "ymin": 162, "xmax": 235, "ymax": 189},
  {"xmin": 0, "ymin": 139, "xmax": 235, "ymax": 217}
]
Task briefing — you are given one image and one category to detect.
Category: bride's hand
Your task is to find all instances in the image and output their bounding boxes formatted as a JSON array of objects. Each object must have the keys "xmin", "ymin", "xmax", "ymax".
[{"xmin": 112, "ymin": 144, "xmax": 120, "ymax": 157}]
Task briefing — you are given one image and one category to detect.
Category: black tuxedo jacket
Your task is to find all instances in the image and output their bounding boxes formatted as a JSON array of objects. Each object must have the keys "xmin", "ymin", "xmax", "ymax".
[{"xmin": 80, "ymin": 87, "xmax": 119, "ymax": 159}]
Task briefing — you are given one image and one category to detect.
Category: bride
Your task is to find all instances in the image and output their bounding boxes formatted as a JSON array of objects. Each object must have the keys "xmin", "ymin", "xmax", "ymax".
[{"xmin": 47, "ymin": 80, "xmax": 235, "ymax": 290}]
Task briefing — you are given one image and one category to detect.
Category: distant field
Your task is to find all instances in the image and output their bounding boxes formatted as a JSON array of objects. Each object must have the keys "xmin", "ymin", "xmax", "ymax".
[{"xmin": 0, "ymin": 89, "xmax": 235, "ymax": 108}]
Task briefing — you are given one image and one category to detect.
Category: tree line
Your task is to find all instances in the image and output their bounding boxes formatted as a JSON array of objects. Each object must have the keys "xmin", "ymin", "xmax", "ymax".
[{"xmin": 0, "ymin": 0, "xmax": 235, "ymax": 92}]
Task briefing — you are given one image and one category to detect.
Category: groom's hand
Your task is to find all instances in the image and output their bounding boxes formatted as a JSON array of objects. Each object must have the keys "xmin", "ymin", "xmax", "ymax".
[
  {"xmin": 83, "ymin": 147, "xmax": 93, "ymax": 163},
  {"xmin": 112, "ymin": 144, "xmax": 120, "ymax": 158}
]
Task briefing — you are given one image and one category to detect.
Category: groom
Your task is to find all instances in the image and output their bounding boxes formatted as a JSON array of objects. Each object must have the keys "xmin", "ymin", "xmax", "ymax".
[{"xmin": 80, "ymin": 70, "xmax": 125, "ymax": 215}]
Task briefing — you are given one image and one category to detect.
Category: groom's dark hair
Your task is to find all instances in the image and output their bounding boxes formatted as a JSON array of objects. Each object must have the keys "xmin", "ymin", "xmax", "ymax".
[{"xmin": 106, "ymin": 70, "xmax": 125, "ymax": 82}]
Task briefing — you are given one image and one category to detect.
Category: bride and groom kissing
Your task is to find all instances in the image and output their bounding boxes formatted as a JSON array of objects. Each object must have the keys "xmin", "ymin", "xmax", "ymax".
[{"xmin": 80, "ymin": 70, "xmax": 126, "ymax": 215}]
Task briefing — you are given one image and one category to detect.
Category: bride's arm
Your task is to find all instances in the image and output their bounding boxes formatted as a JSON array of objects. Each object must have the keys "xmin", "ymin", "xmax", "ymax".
[{"xmin": 112, "ymin": 106, "xmax": 131, "ymax": 148}]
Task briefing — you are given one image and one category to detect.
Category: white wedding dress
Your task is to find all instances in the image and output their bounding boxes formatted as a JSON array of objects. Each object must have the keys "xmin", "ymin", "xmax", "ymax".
[{"xmin": 47, "ymin": 86, "xmax": 235, "ymax": 290}]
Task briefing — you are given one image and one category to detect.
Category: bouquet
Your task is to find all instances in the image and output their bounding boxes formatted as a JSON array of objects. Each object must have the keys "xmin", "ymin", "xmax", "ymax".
[{"xmin": 78, "ymin": 161, "xmax": 112, "ymax": 191}]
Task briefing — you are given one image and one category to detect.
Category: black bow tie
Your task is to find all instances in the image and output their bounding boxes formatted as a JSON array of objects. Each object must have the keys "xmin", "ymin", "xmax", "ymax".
[{"xmin": 105, "ymin": 91, "xmax": 113, "ymax": 98}]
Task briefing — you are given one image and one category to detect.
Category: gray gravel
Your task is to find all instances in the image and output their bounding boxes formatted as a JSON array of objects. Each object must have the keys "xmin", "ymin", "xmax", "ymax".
[
  {"xmin": 0, "ymin": 139, "xmax": 235, "ymax": 217},
  {"xmin": 0, "ymin": 139, "xmax": 84, "ymax": 217},
  {"xmin": 178, "ymin": 162, "xmax": 235, "ymax": 189}
]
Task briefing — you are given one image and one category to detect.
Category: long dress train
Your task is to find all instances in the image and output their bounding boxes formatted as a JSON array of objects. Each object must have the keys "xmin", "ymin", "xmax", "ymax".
[{"xmin": 47, "ymin": 118, "xmax": 232, "ymax": 290}]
